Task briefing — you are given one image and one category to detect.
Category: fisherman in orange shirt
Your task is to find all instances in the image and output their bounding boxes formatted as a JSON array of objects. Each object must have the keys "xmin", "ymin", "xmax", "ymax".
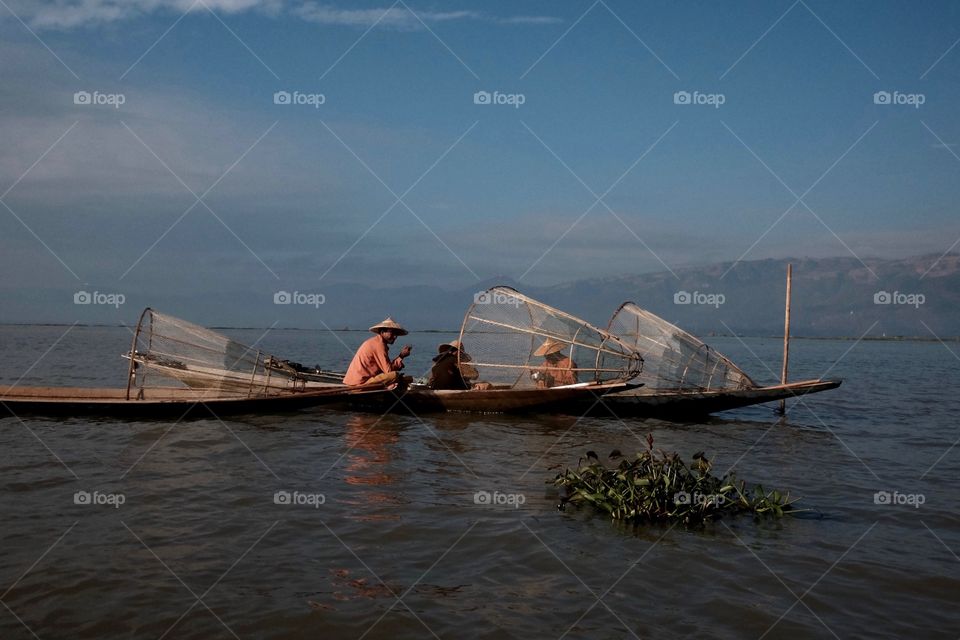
[
  {"xmin": 343, "ymin": 317, "xmax": 413, "ymax": 386},
  {"xmin": 531, "ymin": 338, "xmax": 578, "ymax": 388}
]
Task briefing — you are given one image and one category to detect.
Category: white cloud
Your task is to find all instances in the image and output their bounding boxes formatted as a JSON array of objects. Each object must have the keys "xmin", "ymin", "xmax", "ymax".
[
  {"xmin": 3, "ymin": 0, "xmax": 559, "ymax": 30},
  {"xmin": 293, "ymin": 4, "xmax": 480, "ymax": 30},
  {"xmin": 498, "ymin": 15, "xmax": 562, "ymax": 26},
  {"xmin": 294, "ymin": 4, "xmax": 562, "ymax": 29},
  {"xmin": 21, "ymin": 0, "xmax": 282, "ymax": 29}
]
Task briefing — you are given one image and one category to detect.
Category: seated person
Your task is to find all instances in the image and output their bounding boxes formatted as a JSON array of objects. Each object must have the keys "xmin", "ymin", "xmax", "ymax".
[
  {"xmin": 343, "ymin": 317, "xmax": 412, "ymax": 386},
  {"xmin": 428, "ymin": 340, "xmax": 470, "ymax": 390},
  {"xmin": 532, "ymin": 338, "xmax": 578, "ymax": 388}
]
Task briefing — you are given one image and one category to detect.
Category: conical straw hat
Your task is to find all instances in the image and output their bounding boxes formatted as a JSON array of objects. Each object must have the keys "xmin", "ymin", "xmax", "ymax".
[
  {"xmin": 533, "ymin": 338, "xmax": 565, "ymax": 356},
  {"xmin": 369, "ymin": 317, "xmax": 408, "ymax": 336},
  {"xmin": 437, "ymin": 340, "xmax": 463, "ymax": 353}
]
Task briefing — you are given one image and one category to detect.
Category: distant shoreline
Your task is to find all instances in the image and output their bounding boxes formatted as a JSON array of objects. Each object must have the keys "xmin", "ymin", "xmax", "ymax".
[{"xmin": 0, "ymin": 323, "xmax": 956, "ymax": 342}]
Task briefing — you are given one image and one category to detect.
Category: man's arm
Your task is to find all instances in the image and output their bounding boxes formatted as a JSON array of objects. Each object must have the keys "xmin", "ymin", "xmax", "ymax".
[{"xmin": 391, "ymin": 345, "xmax": 412, "ymax": 370}]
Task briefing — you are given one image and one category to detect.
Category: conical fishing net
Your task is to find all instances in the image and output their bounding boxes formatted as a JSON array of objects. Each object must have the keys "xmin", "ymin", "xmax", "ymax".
[
  {"xmin": 456, "ymin": 287, "xmax": 642, "ymax": 390},
  {"xmin": 126, "ymin": 309, "xmax": 342, "ymax": 396},
  {"xmin": 606, "ymin": 302, "xmax": 755, "ymax": 391}
]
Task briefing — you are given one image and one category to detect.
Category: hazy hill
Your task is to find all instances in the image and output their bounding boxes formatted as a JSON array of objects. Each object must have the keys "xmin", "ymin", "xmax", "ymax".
[
  {"xmin": 3, "ymin": 254, "xmax": 958, "ymax": 337},
  {"xmin": 242, "ymin": 253, "xmax": 960, "ymax": 337},
  {"xmin": 533, "ymin": 254, "xmax": 960, "ymax": 338}
]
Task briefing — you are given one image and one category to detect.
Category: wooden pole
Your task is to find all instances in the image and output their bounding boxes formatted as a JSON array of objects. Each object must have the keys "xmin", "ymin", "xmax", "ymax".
[
  {"xmin": 125, "ymin": 307, "xmax": 150, "ymax": 400},
  {"xmin": 778, "ymin": 264, "xmax": 792, "ymax": 415}
]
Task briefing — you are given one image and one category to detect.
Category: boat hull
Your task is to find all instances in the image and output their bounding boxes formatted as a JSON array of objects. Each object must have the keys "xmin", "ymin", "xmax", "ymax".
[
  {"xmin": 0, "ymin": 385, "xmax": 393, "ymax": 419},
  {"xmin": 577, "ymin": 378, "xmax": 842, "ymax": 418},
  {"xmin": 347, "ymin": 382, "xmax": 628, "ymax": 414}
]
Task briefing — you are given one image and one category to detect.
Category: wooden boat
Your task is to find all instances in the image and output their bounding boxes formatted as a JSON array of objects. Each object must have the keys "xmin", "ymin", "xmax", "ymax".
[
  {"xmin": 0, "ymin": 307, "xmax": 397, "ymax": 419},
  {"xmin": 347, "ymin": 381, "xmax": 630, "ymax": 414},
  {"xmin": 0, "ymin": 383, "xmax": 394, "ymax": 419},
  {"xmin": 584, "ymin": 378, "xmax": 841, "ymax": 418},
  {"xmin": 588, "ymin": 302, "xmax": 842, "ymax": 417},
  {"xmin": 343, "ymin": 288, "xmax": 642, "ymax": 414}
]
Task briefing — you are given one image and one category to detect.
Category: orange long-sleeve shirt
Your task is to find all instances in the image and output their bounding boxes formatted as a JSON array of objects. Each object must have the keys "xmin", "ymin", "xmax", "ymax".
[
  {"xmin": 536, "ymin": 356, "xmax": 578, "ymax": 387},
  {"xmin": 343, "ymin": 335, "xmax": 405, "ymax": 385}
]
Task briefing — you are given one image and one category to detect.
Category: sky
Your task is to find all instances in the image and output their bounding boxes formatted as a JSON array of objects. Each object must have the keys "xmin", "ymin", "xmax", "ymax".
[{"xmin": 1, "ymin": 0, "xmax": 959, "ymax": 324}]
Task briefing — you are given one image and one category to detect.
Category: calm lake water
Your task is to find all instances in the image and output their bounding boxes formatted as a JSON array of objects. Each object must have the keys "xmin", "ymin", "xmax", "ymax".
[{"xmin": 1, "ymin": 325, "xmax": 958, "ymax": 639}]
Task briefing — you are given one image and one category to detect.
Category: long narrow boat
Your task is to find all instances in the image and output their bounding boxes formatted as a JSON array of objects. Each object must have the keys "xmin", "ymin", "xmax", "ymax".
[
  {"xmin": 588, "ymin": 302, "xmax": 841, "ymax": 417},
  {"xmin": 0, "ymin": 384, "xmax": 394, "ymax": 418},
  {"xmin": 0, "ymin": 308, "xmax": 389, "ymax": 418},
  {"xmin": 583, "ymin": 379, "xmax": 841, "ymax": 418}
]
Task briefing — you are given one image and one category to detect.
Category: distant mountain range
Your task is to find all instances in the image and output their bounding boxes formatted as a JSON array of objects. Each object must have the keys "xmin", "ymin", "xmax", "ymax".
[
  {"xmin": 5, "ymin": 254, "xmax": 958, "ymax": 338},
  {"xmin": 536, "ymin": 253, "xmax": 960, "ymax": 338},
  {"xmin": 246, "ymin": 253, "xmax": 960, "ymax": 338}
]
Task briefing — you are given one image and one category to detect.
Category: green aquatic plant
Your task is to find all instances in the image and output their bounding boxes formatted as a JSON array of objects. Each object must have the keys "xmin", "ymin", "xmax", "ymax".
[{"xmin": 552, "ymin": 434, "xmax": 800, "ymax": 526}]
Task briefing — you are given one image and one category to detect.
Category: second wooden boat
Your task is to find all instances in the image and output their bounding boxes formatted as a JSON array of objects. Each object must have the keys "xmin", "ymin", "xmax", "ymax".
[
  {"xmin": 0, "ymin": 383, "xmax": 395, "ymax": 419},
  {"xmin": 589, "ymin": 302, "xmax": 841, "ymax": 417},
  {"xmin": 347, "ymin": 381, "xmax": 630, "ymax": 414},
  {"xmin": 585, "ymin": 379, "xmax": 840, "ymax": 418}
]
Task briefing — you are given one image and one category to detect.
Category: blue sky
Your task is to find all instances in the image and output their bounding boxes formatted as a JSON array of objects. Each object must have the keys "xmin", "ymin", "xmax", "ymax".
[{"xmin": 1, "ymin": 0, "xmax": 959, "ymax": 322}]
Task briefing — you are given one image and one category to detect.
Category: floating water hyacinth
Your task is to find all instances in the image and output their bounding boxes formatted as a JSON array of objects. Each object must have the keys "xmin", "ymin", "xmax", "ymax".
[{"xmin": 552, "ymin": 435, "xmax": 801, "ymax": 526}]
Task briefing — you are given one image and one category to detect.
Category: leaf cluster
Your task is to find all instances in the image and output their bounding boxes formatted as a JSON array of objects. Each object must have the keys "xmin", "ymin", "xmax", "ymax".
[{"xmin": 552, "ymin": 435, "xmax": 799, "ymax": 526}]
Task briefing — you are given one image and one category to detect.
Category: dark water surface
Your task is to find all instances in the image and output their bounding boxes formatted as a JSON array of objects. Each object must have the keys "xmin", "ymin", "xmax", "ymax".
[{"xmin": 1, "ymin": 326, "xmax": 958, "ymax": 639}]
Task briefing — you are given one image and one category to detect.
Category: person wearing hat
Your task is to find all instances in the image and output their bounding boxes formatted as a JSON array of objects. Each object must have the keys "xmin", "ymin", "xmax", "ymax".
[
  {"xmin": 428, "ymin": 340, "xmax": 473, "ymax": 390},
  {"xmin": 342, "ymin": 317, "xmax": 413, "ymax": 386},
  {"xmin": 532, "ymin": 338, "xmax": 578, "ymax": 388}
]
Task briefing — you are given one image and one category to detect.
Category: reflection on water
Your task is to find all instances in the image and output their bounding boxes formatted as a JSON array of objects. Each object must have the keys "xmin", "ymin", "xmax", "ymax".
[
  {"xmin": 326, "ymin": 567, "xmax": 402, "ymax": 603},
  {"xmin": 342, "ymin": 414, "xmax": 404, "ymax": 521}
]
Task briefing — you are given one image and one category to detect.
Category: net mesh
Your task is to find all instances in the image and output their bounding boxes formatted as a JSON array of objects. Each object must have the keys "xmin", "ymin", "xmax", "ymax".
[
  {"xmin": 606, "ymin": 302, "xmax": 755, "ymax": 391},
  {"xmin": 128, "ymin": 309, "xmax": 341, "ymax": 395},
  {"xmin": 456, "ymin": 287, "xmax": 642, "ymax": 389}
]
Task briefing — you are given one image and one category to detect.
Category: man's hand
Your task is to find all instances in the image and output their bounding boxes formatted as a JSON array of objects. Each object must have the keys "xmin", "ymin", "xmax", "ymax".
[{"xmin": 398, "ymin": 345, "xmax": 413, "ymax": 359}]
